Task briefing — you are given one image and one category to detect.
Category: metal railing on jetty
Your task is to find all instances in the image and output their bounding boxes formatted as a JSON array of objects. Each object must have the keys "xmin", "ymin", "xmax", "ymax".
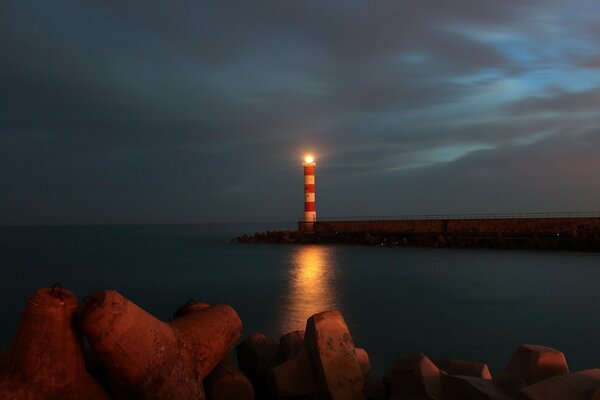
[{"xmin": 298, "ymin": 211, "xmax": 600, "ymax": 222}]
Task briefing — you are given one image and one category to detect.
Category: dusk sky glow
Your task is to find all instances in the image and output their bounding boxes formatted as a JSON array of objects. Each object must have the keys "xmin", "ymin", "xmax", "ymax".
[{"xmin": 2, "ymin": 1, "xmax": 600, "ymax": 224}]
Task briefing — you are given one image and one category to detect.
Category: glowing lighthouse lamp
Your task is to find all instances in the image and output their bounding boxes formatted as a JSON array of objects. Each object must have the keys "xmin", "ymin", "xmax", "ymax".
[{"xmin": 302, "ymin": 155, "xmax": 317, "ymax": 232}]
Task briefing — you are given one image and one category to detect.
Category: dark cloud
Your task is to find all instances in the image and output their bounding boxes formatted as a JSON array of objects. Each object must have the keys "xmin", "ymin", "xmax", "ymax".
[{"xmin": 1, "ymin": 1, "xmax": 599, "ymax": 224}]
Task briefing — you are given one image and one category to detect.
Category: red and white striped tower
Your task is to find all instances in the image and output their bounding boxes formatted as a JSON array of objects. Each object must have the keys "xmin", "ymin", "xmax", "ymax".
[{"xmin": 303, "ymin": 155, "xmax": 316, "ymax": 229}]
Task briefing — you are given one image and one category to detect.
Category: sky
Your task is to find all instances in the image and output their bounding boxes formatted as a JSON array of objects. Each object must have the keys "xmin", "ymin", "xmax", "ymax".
[{"xmin": 1, "ymin": 1, "xmax": 600, "ymax": 224}]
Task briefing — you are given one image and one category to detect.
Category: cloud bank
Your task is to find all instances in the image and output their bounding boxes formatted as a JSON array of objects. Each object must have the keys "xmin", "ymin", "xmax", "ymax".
[{"xmin": 1, "ymin": 1, "xmax": 600, "ymax": 223}]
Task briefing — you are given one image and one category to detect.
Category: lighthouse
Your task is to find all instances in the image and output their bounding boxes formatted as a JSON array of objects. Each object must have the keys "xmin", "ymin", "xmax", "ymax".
[{"xmin": 302, "ymin": 155, "xmax": 316, "ymax": 231}]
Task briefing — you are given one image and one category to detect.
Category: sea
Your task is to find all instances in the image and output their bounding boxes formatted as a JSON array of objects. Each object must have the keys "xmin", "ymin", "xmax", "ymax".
[{"xmin": 1, "ymin": 223, "xmax": 600, "ymax": 376}]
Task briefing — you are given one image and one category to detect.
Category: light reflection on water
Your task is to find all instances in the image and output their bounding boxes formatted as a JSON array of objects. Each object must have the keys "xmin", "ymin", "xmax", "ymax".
[{"xmin": 276, "ymin": 245, "xmax": 339, "ymax": 334}]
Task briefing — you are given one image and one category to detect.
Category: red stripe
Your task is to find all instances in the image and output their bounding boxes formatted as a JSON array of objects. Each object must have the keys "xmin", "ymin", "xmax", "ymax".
[
  {"xmin": 304, "ymin": 166, "xmax": 315, "ymax": 175},
  {"xmin": 304, "ymin": 202, "xmax": 315, "ymax": 211},
  {"xmin": 304, "ymin": 184, "xmax": 315, "ymax": 192}
]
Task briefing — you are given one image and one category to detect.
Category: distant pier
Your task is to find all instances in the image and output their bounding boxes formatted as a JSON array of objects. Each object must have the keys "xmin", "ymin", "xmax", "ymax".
[
  {"xmin": 237, "ymin": 213, "xmax": 600, "ymax": 251},
  {"xmin": 301, "ymin": 212, "xmax": 600, "ymax": 235}
]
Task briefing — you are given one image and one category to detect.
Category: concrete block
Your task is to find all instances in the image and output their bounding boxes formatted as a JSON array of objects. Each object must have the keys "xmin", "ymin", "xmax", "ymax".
[
  {"xmin": 0, "ymin": 286, "xmax": 109, "ymax": 400},
  {"xmin": 442, "ymin": 375, "xmax": 513, "ymax": 400},
  {"xmin": 591, "ymin": 385, "xmax": 600, "ymax": 400},
  {"xmin": 173, "ymin": 299, "xmax": 211, "ymax": 320},
  {"xmin": 364, "ymin": 372, "xmax": 386, "ymax": 400},
  {"xmin": 171, "ymin": 304, "xmax": 243, "ymax": 378},
  {"xmin": 390, "ymin": 353, "xmax": 442, "ymax": 400},
  {"xmin": 495, "ymin": 344, "xmax": 569, "ymax": 396},
  {"xmin": 267, "ymin": 347, "xmax": 320, "ymax": 398},
  {"xmin": 79, "ymin": 290, "xmax": 242, "ymax": 399},
  {"xmin": 304, "ymin": 310, "xmax": 365, "ymax": 400},
  {"xmin": 84, "ymin": 346, "xmax": 111, "ymax": 393},
  {"xmin": 204, "ymin": 353, "xmax": 254, "ymax": 400},
  {"xmin": 434, "ymin": 359, "xmax": 492, "ymax": 379},
  {"xmin": 355, "ymin": 348, "xmax": 372, "ymax": 376},
  {"xmin": 0, "ymin": 352, "xmax": 7, "ymax": 373},
  {"xmin": 518, "ymin": 368, "xmax": 600, "ymax": 400},
  {"xmin": 236, "ymin": 332, "xmax": 278, "ymax": 381},
  {"xmin": 0, "ymin": 380, "xmax": 44, "ymax": 400},
  {"xmin": 78, "ymin": 290, "xmax": 201, "ymax": 399},
  {"xmin": 383, "ymin": 366, "xmax": 392, "ymax": 398},
  {"xmin": 274, "ymin": 330, "xmax": 305, "ymax": 365},
  {"xmin": 171, "ymin": 298, "xmax": 243, "ymax": 381}
]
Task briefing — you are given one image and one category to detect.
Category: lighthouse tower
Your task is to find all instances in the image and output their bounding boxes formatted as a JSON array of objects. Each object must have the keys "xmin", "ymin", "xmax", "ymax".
[{"xmin": 302, "ymin": 155, "xmax": 316, "ymax": 231}]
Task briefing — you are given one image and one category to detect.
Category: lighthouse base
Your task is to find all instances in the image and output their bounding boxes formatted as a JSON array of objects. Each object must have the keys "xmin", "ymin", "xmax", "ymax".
[{"xmin": 298, "ymin": 221, "xmax": 315, "ymax": 233}]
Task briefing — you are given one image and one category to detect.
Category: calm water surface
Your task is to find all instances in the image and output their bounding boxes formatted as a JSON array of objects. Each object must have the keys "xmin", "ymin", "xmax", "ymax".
[{"xmin": 1, "ymin": 223, "xmax": 600, "ymax": 375}]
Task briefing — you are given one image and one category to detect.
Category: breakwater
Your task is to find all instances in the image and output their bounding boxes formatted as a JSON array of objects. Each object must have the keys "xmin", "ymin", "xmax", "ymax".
[
  {"xmin": 237, "ymin": 216, "xmax": 600, "ymax": 251},
  {"xmin": 2, "ymin": 285, "xmax": 600, "ymax": 399},
  {"xmin": 311, "ymin": 216, "xmax": 600, "ymax": 235}
]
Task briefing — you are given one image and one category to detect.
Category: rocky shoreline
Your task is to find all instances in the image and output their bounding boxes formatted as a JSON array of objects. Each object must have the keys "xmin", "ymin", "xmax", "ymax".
[
  {"xmin": 235, "ymin": 229, "xmax": 600, "ymax": 252},
  {"xmin": 2, "ymin": 285, "xmax": 600, "ymax": 399}
]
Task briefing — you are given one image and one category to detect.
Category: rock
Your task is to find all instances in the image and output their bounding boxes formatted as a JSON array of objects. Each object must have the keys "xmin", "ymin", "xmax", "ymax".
[
  {"xmin": 495, "ymin": 344, "xmax": 569, "ymax": 396},
  {"xmin": 434, "ymin": 359, "xmax": 492, "ymax": 379},
  {"xmin": 442, "ymin": 375, "xmax": 513, "ymax": 400},
  {"xmin": 204, "ymin": 353, "xmax": 254, "ymax": 400},
  {"xmin": 304, "ymin": 310, "xmax": 365, "ymax": 400},
  {"xmin": 519, "ymin": 368, "xmax": 600, "ymax": 400},
  {"xmin": 267, "ymin": 347, "xmax": 320, "ymax": 398},
  {"xmin": 78, "ymin": 289, "xmax": 242, "ymax": 399},
  {"xmin": 389, "ymin": 353, "xmax": 442, "ymax": 400},
  {"xmin": 0, "ymin": 286, "xmax": 109, "ymax": 400}
]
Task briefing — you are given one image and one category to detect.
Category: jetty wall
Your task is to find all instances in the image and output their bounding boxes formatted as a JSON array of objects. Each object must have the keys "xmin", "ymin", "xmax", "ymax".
[{"xmin": 310, "ymin": 217, "xmax": 600, "ymax": 236}]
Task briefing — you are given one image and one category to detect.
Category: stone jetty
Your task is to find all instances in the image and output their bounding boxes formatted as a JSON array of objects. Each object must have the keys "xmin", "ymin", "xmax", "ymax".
[{"xmin": 2, "ymin": 285, "xmax": 600, "ymax": 399}]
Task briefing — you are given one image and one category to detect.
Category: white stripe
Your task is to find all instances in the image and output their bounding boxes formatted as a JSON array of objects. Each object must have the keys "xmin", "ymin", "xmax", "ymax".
[
  {"xmin": 305, "ymin": 193, "xmax": 315, "ymax": 202},
  {"xmin": 304, "ymin": 211, "xmax": 316, "ymax": 222},
  {"xmin": 304, "ymin": 175, "xmax": 315, "ymax": 184}
]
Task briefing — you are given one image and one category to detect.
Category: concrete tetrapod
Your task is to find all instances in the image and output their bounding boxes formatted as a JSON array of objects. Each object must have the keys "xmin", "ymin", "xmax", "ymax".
[
  {"xmin": 236, "ymin": 332, "xmax": 279, "ymax": 398},
  {"xmin": 518, "ymin": 368, "xmax": 600, "ymax": 400},
  {"xmin": 0, "ymin": 352, "xmax": 7, "ymax": 372},
  {"xmin": 171, "ymin": 304, "xmax": 243, "ymax": 378},
  {"xmin": 78, "ymin": 290, "xmax": 242, "ymax": 400},
  {"xmin": 268, "ymin": 344, "xmax": 374, "ymax": 399},
  {"xmin": 389, "ymin": 353, "xmax": 442, "ymax": 400},
  {"xmin": 204, "ymin": 354, "xmax": 255, "ymax": 400},
  {"xmin": 304, "ymin": 310, "xmax": 365, "ymax": 400},
  {"xmin": 237, "ymin": 332, "xmax": 279, "ymax": 381},
  {"xmin": 273, "ymin": 330, "xmax": 305, "ymax": 366},
  {"xmin": 442, "ymin": 375, "xmax": 513, "ymax": 400},
  {"xmin": 355, "ymin": 348, "xmax": 372, "ymax": 377},
  {"xmin": 171, "ymin": 299, "xmax": 254, "ymax": 400},
  {"xmin": 434, "ymin": 359, "xmax": 492, "ymax": 380},
  {"xmin": 172, "ymin": 299, "xmax": 211, "ymax": 320},
  {"xmin": 0, "ymin": 286, "xmax": 109, "ymax": 400},
  {"xmin": 495, "ymin": 344, "xmax": 569, "ymax": 396},
  {"xmin": 268, "ymin": 346, "xmax": 320, "ymax": 398}
]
